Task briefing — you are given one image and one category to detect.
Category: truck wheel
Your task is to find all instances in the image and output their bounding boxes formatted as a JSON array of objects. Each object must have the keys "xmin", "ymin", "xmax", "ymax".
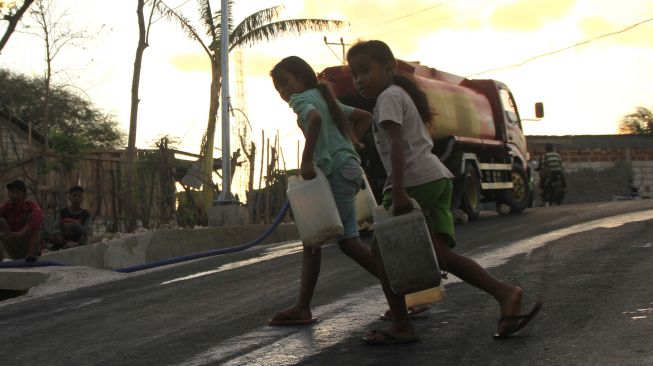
[
  {"xmin": 502, "ymin": 163, "xmax": 530, "ymax": 213},
  {"xmin": 461, "ymin": 162, "xmax": 482, "ymax": 221}
]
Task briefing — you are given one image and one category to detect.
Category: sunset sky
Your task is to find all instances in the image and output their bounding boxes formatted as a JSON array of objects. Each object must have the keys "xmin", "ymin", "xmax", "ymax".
[{"xmin": 1, "ymin": 0, "xmax": 652, "ymax": 187}]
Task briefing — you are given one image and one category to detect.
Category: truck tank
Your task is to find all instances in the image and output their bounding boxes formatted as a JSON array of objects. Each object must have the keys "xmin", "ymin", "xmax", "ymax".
[
  {"xmin": 320, "ymin": 61, "xmax": 497, "ymax": 141},
  {"xmin": 399, "ymin": 61, "xmax": 496, "ymax": 142}
]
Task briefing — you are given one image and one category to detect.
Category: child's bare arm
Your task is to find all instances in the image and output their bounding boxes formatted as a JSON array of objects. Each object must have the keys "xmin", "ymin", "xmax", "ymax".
[
  {"xmin": 301, "ymin": 109, "xmax": 322, "ymax": 179},
  {"xmin": 349, "ymin": 109, "xmax": 372, "ymax": 145},
  {"xmin": 381, "ymin": 120, "xmax": 411, "ymax": 214}
]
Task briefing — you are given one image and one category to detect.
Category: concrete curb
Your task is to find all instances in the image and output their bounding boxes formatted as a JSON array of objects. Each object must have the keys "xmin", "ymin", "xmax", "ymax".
[
  {"xmin": 0, "ymin": 266, "xmax": 127, "ymax": 307},
  {"xmin": 39, "ymin": 223, "xmax": 299, "ymax": 270},
  {"xmin": 1, "ymin": 224, "xmax": 299, "ymax": 305}
]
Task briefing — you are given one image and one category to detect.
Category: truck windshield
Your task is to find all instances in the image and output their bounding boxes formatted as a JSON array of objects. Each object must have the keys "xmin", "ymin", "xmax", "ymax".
[{"xmin": 499, "ymin": 88, "xmax": 521, "ymax": 128}]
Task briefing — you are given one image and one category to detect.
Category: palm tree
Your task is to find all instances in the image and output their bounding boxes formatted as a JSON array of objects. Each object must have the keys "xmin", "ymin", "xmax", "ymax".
[
  {"xmin": 619, "ymin": 106, "xmax": 653, "ymax": 135},
  {"xmin": 155, "ymin": 1, "xmax": 345, "ymax": 215}
]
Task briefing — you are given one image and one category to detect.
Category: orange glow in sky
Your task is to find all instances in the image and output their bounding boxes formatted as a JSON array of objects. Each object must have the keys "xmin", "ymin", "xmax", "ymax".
[{"xmin": 1, "ymin": 0, "xmax": 652, "ymax": 169}]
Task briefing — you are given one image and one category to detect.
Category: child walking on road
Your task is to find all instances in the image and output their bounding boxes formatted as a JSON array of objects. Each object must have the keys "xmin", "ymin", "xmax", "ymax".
[
  {"xmin": 267, "ymin": 56, "xmax": 429, "ymax": 326},
  {"xmin": 346, "ymin": 40, "xmax": 542, "ymax": 344}
]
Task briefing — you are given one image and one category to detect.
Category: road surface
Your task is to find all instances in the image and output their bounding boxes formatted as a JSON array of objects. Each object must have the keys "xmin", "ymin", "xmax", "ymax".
[{"xmin": 1, "ymin": 200, "xmax": 652, "ymax": 365}]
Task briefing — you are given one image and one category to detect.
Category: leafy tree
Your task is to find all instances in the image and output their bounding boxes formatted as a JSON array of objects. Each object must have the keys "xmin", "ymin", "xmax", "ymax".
[
  {"xmin": 154, "ymin": 1, "xmax": 345, "ymax": 214},
  {"xmin": 49, "ymin": 129, "xmax": 87, "ymax": 172},
  {"xmin": 0, "ymin": 68, "xmax": 125, "ymax": 149},
  {"xmin": 619, "ymin": 106, "xmax": 653, "ymax": 135}
]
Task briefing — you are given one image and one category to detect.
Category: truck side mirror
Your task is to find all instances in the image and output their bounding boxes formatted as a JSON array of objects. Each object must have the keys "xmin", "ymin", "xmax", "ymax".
[{"xmin": 535, "ymin": 102, "xmax": 544, "ymax": 118}]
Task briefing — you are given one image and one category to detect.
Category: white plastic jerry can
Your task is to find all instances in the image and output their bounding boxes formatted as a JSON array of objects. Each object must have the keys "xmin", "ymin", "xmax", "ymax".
[
  {"xmin": 355, "ymin": 173, "xmax": 377, "ymax": 227},
  {"xmin": 372, "ymin": 199, "xmax": 441, "ymax": 295},
  {"xmin": 287, "ymin": 167, "xmax": 344, "ymax": 248}
]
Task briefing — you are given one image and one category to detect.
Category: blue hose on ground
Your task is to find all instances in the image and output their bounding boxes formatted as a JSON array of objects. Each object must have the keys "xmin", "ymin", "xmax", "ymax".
[
  {"xmin": 0, "ymin": 201, "xmax": 291, "ymax": 273},
  {"xmin": 115, "ymin": 201, "xmax": 291, "ymax": 273}
]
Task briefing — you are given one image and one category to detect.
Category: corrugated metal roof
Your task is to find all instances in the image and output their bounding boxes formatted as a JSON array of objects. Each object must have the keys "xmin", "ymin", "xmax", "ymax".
[{"xmin": 0, "ymin": 105, "xmax": 46, "ymax": 144}]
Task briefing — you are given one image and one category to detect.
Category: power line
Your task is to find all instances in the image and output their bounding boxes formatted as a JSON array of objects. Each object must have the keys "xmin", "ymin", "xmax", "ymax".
[
  {"xmin": 362, "ymin": 0, "xmax": 496, "ymax": 39},
  {"xmin": 466, "ymin": 17, "xmax": 653, "ymax": 77},
  {"xmin": 351, "ymin": 0, "xmax": 453, "ymax": 32},
  {"xmin": 152, "ymin": 0, "xmax": 192, "ymax": 24}
]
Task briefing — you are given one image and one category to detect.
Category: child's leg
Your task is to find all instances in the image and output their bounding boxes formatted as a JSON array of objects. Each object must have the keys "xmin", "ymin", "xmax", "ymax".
[
  {"xmin": 416, "ymin": 179, "xmax": 526, "ymax": 332},
  {"xmin": 330, "ymin": 160, "xmax": 377, "ymax": 275},
  {"xmin": 268, "ymin": 246, "xmax": 321, "ymax": 324},
  {"xmin": 3, "ymin": 213, "xmax": 41, "ymax": 259},
  {"xmin": 432, "ymin": 233, "xmax": 522, "ymax": 309},
  {"xmin": 296, "ymin": 246, "xmax": 322, "ymax": 309},
  {"xmin": 0, "ymin": 218, "xmax": 8, "ymax": 260},
  {"xmin": 431, "ymin": 233, "xmax": 524, "ymax": 335},
  {"xmin": 62, "ymin": 223, "xmax": 84, "ymax": 242},
  {"xmin": 337, "ymin": 238, "xmax": 377, "ymax": 276},
  {"xmin": 3, "ymin": 236, "xmax": 28, "ymax": 259},
  {"xmin": 25, "ymin": 229, "xmax": 41, "ymax": 258},
  {"xmin": 0, "ymin": 218, "xmax": 8, "ymax": 232},
  {"xmin": 363, "ymin": 238, "xmax": 416, "ymax": 340}
]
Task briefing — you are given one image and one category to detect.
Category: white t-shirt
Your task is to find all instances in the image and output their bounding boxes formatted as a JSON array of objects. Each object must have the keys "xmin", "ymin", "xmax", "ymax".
[{"xmin": 373, "ymin": 85, "xmax": 453, "ymax": 190}]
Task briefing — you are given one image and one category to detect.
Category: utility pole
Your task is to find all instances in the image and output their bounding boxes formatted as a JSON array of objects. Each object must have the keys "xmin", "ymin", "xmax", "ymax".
[
  {"xmin": 323, "ymin": 36, "xmax": 349, "ymax": 64},
  {"xmin": 218, "ymin": 0, "xmax": 234, "ymax": 203}
]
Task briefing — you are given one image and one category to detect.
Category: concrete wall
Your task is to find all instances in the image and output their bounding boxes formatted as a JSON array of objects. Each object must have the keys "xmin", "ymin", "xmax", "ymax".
[
  {"xmin": 528, "ymin": 135, "xmax": 653, "ymax": 203},
  {"xmin": 41, "ymin": 223, "xmax": 299, "ymax": 270}
]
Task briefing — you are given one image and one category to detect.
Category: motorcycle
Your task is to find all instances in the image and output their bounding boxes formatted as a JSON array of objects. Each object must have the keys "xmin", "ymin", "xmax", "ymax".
[{"xmin": 541, "ymin": 171, "xmax": 566, "ymax": 206}]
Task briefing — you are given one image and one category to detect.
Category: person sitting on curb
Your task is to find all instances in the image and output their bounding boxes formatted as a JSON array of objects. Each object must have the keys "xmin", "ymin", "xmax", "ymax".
[
  {"xmin": 47, "ymin": 185, "xmax": 91, "ymax": 250},
  {"xmin": 0, "ymin": 179, "xmax": 44, "ymax": 262}
]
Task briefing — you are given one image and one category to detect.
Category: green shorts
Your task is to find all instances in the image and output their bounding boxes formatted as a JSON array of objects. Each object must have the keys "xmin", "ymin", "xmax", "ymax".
[{"xmin": 382, "ymin": 178, "xmax": 456, "ymax": 248}]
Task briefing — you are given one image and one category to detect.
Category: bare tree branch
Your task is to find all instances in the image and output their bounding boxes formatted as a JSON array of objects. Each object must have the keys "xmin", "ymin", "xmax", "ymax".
[{"xmin": 0, "ymin": 0, "xmax": 35, "ymax": 54}]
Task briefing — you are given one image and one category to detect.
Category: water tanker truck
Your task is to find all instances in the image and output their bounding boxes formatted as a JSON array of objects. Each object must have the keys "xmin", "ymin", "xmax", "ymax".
[{"xmin": 318, "ymin": 60, "xmax": 544, "ymax": 220}]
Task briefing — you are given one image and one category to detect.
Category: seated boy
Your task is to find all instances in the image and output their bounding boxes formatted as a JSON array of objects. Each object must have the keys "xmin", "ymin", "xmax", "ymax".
[
  {"xmin": 48, "ymin": 185, "xmax": 92, "ymax": 250},
  {"xmin": 0, "ymin": 179, "xmax": 44, "ymax": 262}
]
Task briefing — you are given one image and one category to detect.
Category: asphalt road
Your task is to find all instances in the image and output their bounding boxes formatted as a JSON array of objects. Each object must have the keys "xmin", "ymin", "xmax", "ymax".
[{"xmin": 1, "ymin": 200, "xmax": 652, "ymax": 366}]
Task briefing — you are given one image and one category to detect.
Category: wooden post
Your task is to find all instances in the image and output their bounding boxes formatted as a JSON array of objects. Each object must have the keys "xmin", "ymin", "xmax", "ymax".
[
  {"xmin": 265, "ymin": 138, "xmax": 270, "ymax": 224},
  {"xmin": 275, "ymin": 131, "xmax": 284, "ymax": 217},
  {"xmin": 256, "ymin": 130, "xmax": 265, "ymax": 224}
]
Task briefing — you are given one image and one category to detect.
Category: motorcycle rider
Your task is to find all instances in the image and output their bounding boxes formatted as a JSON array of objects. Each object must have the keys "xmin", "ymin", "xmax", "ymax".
[{"xmin": 536, "ymin": 143, "xmax": 566, "ymax": 205}]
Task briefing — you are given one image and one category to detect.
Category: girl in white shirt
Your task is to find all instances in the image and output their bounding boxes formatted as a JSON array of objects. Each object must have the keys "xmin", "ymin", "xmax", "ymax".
[{"xmin": 347, "ymin": 40, "xmax": 542, "ymax": 344}]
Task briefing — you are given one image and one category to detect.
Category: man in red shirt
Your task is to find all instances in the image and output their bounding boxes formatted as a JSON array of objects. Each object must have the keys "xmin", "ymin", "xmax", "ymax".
[{"xmin": 0, "ymin": 179, "xmax": 44, "ymax": 262}]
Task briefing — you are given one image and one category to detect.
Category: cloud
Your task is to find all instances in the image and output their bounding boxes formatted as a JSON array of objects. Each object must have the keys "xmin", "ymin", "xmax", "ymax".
[
  {"xmin": 169, "ymin": 53, "xmax": 211, "ymax": 73},
  {"xmin": 491, "ymin": 0, "xmax": 577, "ymax": 31}
]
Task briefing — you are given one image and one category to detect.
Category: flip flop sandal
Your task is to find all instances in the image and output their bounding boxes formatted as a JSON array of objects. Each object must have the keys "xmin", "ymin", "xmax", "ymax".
[
  {"xmin": 362, "ymin": 329, "xmax": 420, "ymax": 345},
  {"xmin": 493, "ymin": 302, "xmax": 543, "ymax": 339}
]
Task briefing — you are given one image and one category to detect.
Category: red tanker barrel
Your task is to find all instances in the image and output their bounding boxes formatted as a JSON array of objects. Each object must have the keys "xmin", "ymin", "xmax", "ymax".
[
  {"xmin": 318, "ymin": 66, "xmax": 356, "ymax": 97},
  {"xmin": 416, "ymin": 75, "xmax": 495, "ymax": 141},
  {"xmin": 319, "ymin": 62, "xmax": 495, "ymax": 141},
  {"xmin": 405, "ymin": 61, "xmax": 494, "ymax": 141}
]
